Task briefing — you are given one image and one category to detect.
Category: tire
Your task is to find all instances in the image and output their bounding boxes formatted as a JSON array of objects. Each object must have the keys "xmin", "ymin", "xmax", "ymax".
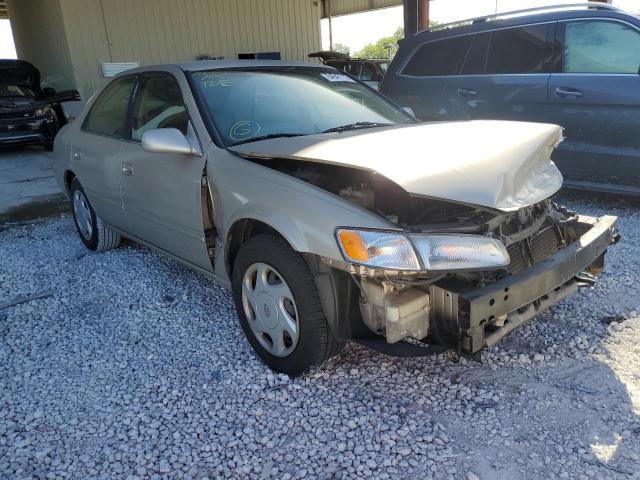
[
  {"xmin": 232, "ymin": 234, "xmax": 344, "ymax": 376},
  {"xmin": 70, "ymin": 178, "xmax": 121, "ymax": 252}
]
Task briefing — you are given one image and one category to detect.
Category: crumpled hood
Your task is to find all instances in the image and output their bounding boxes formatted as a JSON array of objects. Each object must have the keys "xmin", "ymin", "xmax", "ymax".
[{"xmin": 230, "ymin": 120, "xmax": 564, "ymax": 212}]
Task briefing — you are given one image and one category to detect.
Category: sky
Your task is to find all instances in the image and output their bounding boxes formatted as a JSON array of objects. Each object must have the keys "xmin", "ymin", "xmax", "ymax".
[
  {"xmin": 321, "ymin": 0, "xmax": 640, "ymax": 53},
  {"xmin": 0, "ymin": 19, "xmax": 17, "ymax": 59}
]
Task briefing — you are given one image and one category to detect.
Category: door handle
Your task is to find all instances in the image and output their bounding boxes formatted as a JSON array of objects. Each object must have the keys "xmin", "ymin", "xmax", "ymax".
[
  {"xmin": 121, "ymin": 163, "xmax": 133, "ymax": 176},
  {"xmin": 73, "ymin": 152, "xmax": 81, "ymax": 161},
  {"xmin": 457, "ymin": 88, "xmax": 477, "ymax": 97},
  {"xmin": 555, "ymin": 87, "xmax": 583, "ymax": 98}
]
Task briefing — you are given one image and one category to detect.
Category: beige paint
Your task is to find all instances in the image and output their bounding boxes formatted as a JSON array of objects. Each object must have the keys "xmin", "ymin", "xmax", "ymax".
[
  {"xmin": 231, "ymin": 120, "xmax": 565, "ymax": 212},
  {"xmin": 9, "ymin": 0, "xmax": 323, "ymax": 99}
]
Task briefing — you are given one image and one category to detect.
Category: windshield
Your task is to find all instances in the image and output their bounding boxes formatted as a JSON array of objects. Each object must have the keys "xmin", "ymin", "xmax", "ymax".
[
  {"xmin": 190, "ymin": 67, "xmax": 411, "ymax": 146},
  {"xmin": 0, "ymin": 84, "xmax": 35, "ymax": 98}
]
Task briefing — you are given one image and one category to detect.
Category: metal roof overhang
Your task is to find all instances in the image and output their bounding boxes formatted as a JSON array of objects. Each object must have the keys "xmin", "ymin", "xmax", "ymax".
[{"xmin": 321, "ymin": 0, "xmax": 402, "ymax": 18}]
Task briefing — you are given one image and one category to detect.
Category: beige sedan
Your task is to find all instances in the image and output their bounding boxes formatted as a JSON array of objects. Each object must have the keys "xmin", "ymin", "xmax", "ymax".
[{"xmin": 54, "ymin": 61, "xmax": 618, "ymax": 375}]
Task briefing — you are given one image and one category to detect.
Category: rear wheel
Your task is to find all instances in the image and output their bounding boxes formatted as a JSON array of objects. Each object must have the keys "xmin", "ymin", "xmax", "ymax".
[
  {"xmin": 70, "ymin": 178, "xmax": 121, "ymax": 251},
  {"xmin": 232, "ymin": 234, "xmax": 344, "ymax": 375}
]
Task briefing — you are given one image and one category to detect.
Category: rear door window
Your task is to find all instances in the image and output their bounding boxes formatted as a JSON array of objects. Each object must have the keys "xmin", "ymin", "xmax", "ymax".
[
  {"xmin": 402, "ymin": 35, "xmax": 472, "ymax": 76},
  {"xmin": 83, "ymin": 76, "xmax": 136, "ymax": 138},
  {"xmin": 486, "ymin": 24, "xmax": 550, "ymax": 74},
  {"xmin": 563, "ymin": 20, "xmax": 640, "ymax": 74}
]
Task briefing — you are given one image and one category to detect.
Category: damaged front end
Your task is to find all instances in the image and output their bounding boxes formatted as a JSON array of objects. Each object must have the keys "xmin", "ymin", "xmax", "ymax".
[
  {"xmin": 230, "ymin": 120, "xmax": 619, "ymax": 357},
  {"xmin": 322, "ymin": 198, "xmax": 619, "ymax": 357}
]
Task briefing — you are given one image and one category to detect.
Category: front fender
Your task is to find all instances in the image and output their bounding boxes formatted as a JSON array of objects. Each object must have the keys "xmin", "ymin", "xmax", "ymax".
[{"xmin": 208, "ymin": 149, "xmax": 393, "ymax": 262}]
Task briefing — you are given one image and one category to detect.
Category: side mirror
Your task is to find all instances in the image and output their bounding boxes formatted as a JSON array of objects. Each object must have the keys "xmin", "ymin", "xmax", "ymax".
[
  {"xmin": 141, "ymin": 128, "xmax": 197, "ymax": 155},
  {"xmin": 402, "ymin": 106, "xmax": 416, "ymax": 119}
]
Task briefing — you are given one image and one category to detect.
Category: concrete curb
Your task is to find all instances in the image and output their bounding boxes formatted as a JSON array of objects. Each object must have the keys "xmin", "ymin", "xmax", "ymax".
[{"xmin": 0, "ymin": 193, "xmax": 69, "ymax": 226}]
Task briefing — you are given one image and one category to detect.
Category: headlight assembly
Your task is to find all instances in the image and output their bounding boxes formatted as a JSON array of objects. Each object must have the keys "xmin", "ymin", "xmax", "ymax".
[
  {"xmin": 336, "ymin": 228, "xmax": 421, "ymax": 270},
  {"xmin": 336, "ymin": 228, "xmax": 510, "ymax": 272},
  {"xmin": 409, "ymin": 234, "xmax": 510, "ymax": 271}
]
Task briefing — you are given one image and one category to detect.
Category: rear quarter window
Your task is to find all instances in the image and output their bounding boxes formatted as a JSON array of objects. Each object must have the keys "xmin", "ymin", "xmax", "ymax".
[{"xmin": 402, "ymin": 35, "xmax": 472, "ymax": 77}]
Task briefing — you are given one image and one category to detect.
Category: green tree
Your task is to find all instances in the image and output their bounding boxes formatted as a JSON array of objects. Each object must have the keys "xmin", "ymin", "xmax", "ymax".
[
  {"xmin": 332, "ymin": 43, "xmax": 350, "ymax": 55},
  {"xmin": 354, "ymin": 27, "xmax": 404, "ymax": 59}
]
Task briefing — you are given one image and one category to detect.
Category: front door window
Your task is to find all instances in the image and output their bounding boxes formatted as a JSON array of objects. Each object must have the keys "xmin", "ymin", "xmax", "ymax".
[
  {"xmin": 563, "ymin": 20, "xmax": 640, "ymax": 74},
  {"xmin": 131, "ymin": 75, "xmax": 188, "ymax": 141}
]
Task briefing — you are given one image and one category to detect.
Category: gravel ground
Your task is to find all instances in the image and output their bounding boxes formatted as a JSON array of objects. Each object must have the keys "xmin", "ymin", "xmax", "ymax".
[{"xmin": 1, "ymin": 194, "xmax": 639, "ymax": 480}]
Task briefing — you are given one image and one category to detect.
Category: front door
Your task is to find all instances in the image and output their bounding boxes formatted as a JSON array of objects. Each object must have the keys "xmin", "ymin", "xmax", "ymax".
[
  {"xmin": 548, "ymin": 19, "xmax": 640, "ymax": 187},
  {"xmin": 72, "ymin": 76, "xmax": 137, "ymax": 228},
  {"xmin": 118, "ymin": 73, "xmax": 212, "ymax": 270}
]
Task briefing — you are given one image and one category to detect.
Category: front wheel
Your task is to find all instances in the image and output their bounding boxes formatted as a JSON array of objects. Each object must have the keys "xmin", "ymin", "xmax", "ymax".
[
  {"xmin": 70, "ymin": 178, "xmax": 121, "ymax": 252},
  {"xmin": 232, "ymin": 234, "xmax": 344, "ymax": 376}
]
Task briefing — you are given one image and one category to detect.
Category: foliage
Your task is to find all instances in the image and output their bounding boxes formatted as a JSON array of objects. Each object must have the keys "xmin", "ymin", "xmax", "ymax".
[
  {"xmin": 353, "ymin": 27, "xmax": 404, "ymax": 59},
  {"xmin": 332, "ymin": 43, "xmax": 350, "ymax": 55}
]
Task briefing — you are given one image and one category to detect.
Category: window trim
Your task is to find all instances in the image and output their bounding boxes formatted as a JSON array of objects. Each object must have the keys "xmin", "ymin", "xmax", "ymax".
[
  {"xmin": 128, "ymin": 71, "xmax": 192, "ymax": 145},
  {"xmin": 80, "ymin": 74, "xmax": 138, "ymax": 140},
  {"xmin": 398, "ymin": 20, "xmax": 557, "ymax": 78},
  {"xmin": 555, "ymin": 17, "xmax": 640, "ymax": 76}
]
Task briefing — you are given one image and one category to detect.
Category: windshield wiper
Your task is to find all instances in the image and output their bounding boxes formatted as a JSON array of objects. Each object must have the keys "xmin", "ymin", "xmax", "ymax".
[
  {"xmin": 232, "ymin": 133, "xmax": 306, "ymax": 146},
  {"xmin": 321, "ymin": 122, "xmax": 392, "ymax": 133}
]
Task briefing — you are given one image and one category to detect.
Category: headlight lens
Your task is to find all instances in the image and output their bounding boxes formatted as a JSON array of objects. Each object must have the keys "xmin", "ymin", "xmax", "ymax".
[
  {"xmin": 409, "ymin": 234, "xmax": 510, "ymax": 271},
  {"xmin": 336, "ymin": 229, "xmax": 510, "ymax": 272},
  {"xmin": 336, "ymin": 229, "xmax": 421, "ymax": 270}
]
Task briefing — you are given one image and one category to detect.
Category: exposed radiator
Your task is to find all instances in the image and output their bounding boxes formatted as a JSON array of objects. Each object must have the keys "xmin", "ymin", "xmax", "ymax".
[{"xmin": 507, "ymin": 225, "xmax": 562, "ymax": 274}]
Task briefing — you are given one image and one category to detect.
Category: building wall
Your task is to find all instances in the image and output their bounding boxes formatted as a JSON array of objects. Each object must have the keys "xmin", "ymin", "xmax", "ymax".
[
  {"xmin": 58, "ymin": 0, "xmax": 323, "ymax": 99},
  {"xmin": 6, "ymin": 0, "xmax": 75, "ymax": 92}
]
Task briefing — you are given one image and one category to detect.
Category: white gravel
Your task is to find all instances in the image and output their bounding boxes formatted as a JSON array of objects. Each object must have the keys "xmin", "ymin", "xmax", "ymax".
[{"xmin": 1, "ymin": 194, "xmax": 639, "ymax": 479}]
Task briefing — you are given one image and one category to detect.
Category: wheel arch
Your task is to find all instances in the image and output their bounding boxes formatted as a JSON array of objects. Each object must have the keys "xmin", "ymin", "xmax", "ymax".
[
  {"xmin": 224, "ymin": 216, "xmax": 367, "ymax": 342},
  {"xmin": 63, "ymin": 169, "xmax": 77, "ymax": 195},
  {"xmin": 224, "ymin": 217, "xmax": 302, "ymax": 278}
]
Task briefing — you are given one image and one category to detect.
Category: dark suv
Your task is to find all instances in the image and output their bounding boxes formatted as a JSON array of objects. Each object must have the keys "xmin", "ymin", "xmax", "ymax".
[
  {"xmin": 382, "ymin": 4, "xmax": 640, "ymax": 193},
  {"xmin": 0, "ymin": 60, "xmax": 80, "ymax": 150}
]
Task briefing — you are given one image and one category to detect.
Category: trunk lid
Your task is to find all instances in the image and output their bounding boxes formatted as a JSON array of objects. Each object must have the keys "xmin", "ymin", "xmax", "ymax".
[{"xmin": 230, "ymin": 120, "xmax": 564, "ymax": 212}]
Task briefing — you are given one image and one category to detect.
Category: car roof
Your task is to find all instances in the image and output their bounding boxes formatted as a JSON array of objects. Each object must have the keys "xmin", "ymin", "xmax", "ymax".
[
  {"xmin": 120, "ymin": 60, "xmax": 329, "ymax": 77},
  {"xmin": 410, "ymin": 7, "xmax": 638, "ymax": 41},
  {"xmin": 179, "ymin": 60, "xmax": 328, "ymax": 72}
]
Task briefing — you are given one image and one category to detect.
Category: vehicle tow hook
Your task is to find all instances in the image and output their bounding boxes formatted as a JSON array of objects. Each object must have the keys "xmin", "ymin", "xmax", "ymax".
[{"xmin": 575, "ymin": 272, "xmax": 597, "ymax": 287}]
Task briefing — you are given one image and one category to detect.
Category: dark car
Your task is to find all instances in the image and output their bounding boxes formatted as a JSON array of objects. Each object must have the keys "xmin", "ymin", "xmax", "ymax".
[
  {"xmin": 309, "ymin": 51, "xmax": 389, "ymax": 89},
  {"xmin": 382, "ymin": 3, "xmax": 640, "ymax": 194},
  {"xmin": 0, "ymin": 60, "xmax": 80, "ymax": 150}
]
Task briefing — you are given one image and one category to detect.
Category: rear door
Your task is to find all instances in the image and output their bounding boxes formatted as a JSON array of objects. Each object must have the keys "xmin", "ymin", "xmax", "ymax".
[
  {"xmin": 72, "ymin": 75, "xmax": 137, "ymax": 228},
  {"xmin": 448, "ymin": 23, "xmax": 553, "ymax": 123},
  {"xmin": 118, "ymin": 72, "xmax": 212, "ymax": 270},
  {"xmin": 548, "ymin": 18, "xmax": 640, "ymax": 187},
  {"xmin": 390, "ymin": 35, "xmax": 472, "ymax": 121}
]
